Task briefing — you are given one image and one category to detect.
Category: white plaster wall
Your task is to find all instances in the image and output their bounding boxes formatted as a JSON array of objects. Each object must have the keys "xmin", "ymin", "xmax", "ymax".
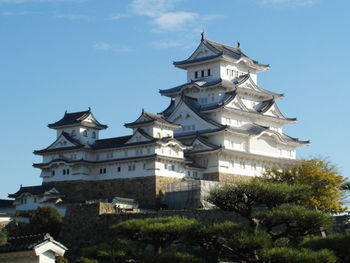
[
  {"xmin": 56, "ymin": 127, "xmax": 99, "ymax": 143},
  {"xmin": 154, "ymin": 161, "xmax": 187, "ymax": 179},
  {"xmin": 250, "ymin": 134, "xmax": 279, "ymax": 157},
  {"xmin": 186, "ymin": 62, "xmax": 220, "ymax": 82},
  {"xmin": 218, "ymin": 155, "xmax": 268, "ymax": 177},
  {"xmin": 220, "ymin": 62, "xmax": 249, "ymax": 81},
  {"xmin": 223, "ymin": 135, "xmax": 247, "ymax": 152},
  {"xmin": 150, "ymin": 127, "xmax": 173, "ymax": 138},
  {"xmin": 39, "ymin": 250, "xmax": 56, "ymax": 263}
]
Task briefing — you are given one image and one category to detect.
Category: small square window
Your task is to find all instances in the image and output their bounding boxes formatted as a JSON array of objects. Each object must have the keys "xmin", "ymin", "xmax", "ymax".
[
  {"xmin": 117, "ymin": 167, "xmax": 121, "ymax": 172},
  {"xmin": 207, "ymin": 69, "xmax": 211, "ymax": 76},
  {"xmin": 201, "ymin": 70, "xmax": 204, "ymax": 77},
  {"xmin": 195, "ymin": 71, "xmax": 198, "ymax": 78}
]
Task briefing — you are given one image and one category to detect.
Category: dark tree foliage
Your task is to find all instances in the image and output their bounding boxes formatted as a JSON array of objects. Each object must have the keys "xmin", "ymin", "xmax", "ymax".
[
  {"xmin": 113, "ymin": 217, "xmax": 199, "ymax": 255},
  {"xmin": 75, "ymin": 258, "xmax": 99, "ymax": 263},
  {"xmin": 207, "ymin": 181, "xmax": 311, "ymax": 231},
  {"xmin": 302, "ymin": 234, "xmax": 350, "ymax": 263},
  {"xmin": 29, "ymin": 206, "xmax": 63, "ymax": 238},
  {"xmin": 259, "ymin": 247, "xmax": 337, "ymax": 263},
  {"xmin": 188, "ymin": 221, "xmax": 270, "ymax": 263},
  {"xmin": 0, "ymin": 229, "xmax": 7, "ymax": 246},
  {"xmin": 147, "ymin": 252, "xmax": 203, "ymax": 263},
  {"xmin": 255, "ymin": 204, "xmax": 333, "ymax": 244},
  {"xmin": 81, "ymin": 239, "xmax": 135, "ymax": 263},
  {"xmin": 5, "ymin": 207, "xmax": 63, "ymax": 238},
  {"xmin": 56, "ymin": 256, "xmax": 69, "ymax": 263}
]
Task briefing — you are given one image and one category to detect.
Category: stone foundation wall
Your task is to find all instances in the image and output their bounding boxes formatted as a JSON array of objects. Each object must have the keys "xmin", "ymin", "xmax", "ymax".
[
  {"xmin": 59, "ymin": 203, "xmax": 245, "ymax": 249},
  {"xmin": 203, "ymin": 172, "xmax": 253, "ymax": 183},
  {"xmin": 44, "ymin": 176, "xmax": 183, "ymax": 209}
]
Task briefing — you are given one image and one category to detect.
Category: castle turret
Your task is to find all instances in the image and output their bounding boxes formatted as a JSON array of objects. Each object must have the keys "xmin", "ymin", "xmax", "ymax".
[{"xmin": 48, "ymin": 108, "xmax": 107, "ymax": 145}]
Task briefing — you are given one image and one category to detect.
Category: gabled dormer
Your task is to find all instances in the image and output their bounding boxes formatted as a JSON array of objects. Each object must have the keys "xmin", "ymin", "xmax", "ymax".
[
  {"xmin": 48, "ymin": 108, "xmax": 107, "ymax": 144},
  {"xmin": 173, "ymin": 33, "xmax": 269, "ymax": 84},
  {"xmin": 124, "ymin": 110, "xmax": 181, "ymax": 138},
  {"xmin": 33, "ymin": 132, "xmax": 83, "ymax": 156}
]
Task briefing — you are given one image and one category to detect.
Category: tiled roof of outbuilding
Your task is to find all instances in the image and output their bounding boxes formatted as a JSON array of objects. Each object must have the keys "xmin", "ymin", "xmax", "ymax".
[
  {"xmin": 8, "ymin": 185, "xmax": 58, "ymax": 199},
  {"xmin": 0, "ymin": 199, "xmax": 13, "ymax": 208},
  {"xmin": 0, "ymin": 233, "xmax": 67, "ymax": 253}
]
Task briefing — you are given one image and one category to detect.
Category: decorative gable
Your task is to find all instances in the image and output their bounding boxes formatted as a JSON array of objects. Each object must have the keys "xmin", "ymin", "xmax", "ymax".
[
  {"xmin": 47, "ymin": 133, "xmax": 79, "ymax": 150},
  {"xmin": 191, "ymin": 138, "xmax": 214, "ymax": 151},
  {"xmin": 263, "ymin": 103, "xmax": 287, "ymax": 119},
  {"xmin": 225, "ymin": 96, "xmax": 248, "ymax": 111},
  {"xmin": 189, "ymin": 42, "xmax": 217, "ymax": 60},
  {"xmin": 167, "ymin": 100, "xmax": 220, "ymax": 132},
  {"xmin": 125, "ymin": 129, "xmax": 154, "ymax": 144}
]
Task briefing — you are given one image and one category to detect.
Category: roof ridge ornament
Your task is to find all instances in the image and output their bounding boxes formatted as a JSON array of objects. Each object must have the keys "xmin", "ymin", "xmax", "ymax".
[
  {"xmin": 201, "ymin": 31, "xmax": 205, "ymax": 41},
  {"xmin": 237, "ymin": 41, "xmax": 241, "ymax": 49}
]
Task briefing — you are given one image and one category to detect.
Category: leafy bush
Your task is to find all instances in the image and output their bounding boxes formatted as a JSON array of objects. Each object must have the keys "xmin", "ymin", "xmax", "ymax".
[
  {"xmin": 259, "ymin": 247, "xmax": 337, "ymax": 263},
  {"xmin": 302, "ymin": 234, "xmax": 350, "ymax": 262}
]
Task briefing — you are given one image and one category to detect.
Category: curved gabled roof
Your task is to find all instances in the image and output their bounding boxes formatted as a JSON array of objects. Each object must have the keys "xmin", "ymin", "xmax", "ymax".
[
  {"xmin": 125, "ymin": 110, "xmax": 180, "ymax": 129},
  {"xmin": 34, "ymin": 132, "xmax": 85, "ymax": 155},
  {"xmin": 8, "ymin": 185, "xmax": 59, "ymax": 198},
  {"xmin": 48, "ymin": 108, "xmax": 107, "ymax": 130},
  {"xmin": 186, "ymin": 136, "xmax": 222, "ymax": 154},
  {"xmin": 173, "ymin": 37, "xmax": 269, "ymax": 71},
  {"xmin": 159, "ymin": 78, "xmax": 228, "ymax": 96},
  {"xmin": 234, "ymin": 74, "xmax": 284, "ymax": 99},
  {"xmin": 179, "ymin": 95, "xmax": 226, "ymax": 129},
  {"xmin": 256, "ymin": 99, "xmax": 297, "ymax": 122}
]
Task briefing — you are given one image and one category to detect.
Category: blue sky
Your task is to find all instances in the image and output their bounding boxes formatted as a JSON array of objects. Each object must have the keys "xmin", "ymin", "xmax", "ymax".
[{"xmin": 0, "ymin": 0, "xmax": 349, "ymax": 199}]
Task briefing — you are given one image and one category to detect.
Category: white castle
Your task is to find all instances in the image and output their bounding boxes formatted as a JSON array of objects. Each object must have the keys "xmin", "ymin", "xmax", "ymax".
[{"xmin": 8, "ymin": 34, "xmax": 309, "ymax": 210}]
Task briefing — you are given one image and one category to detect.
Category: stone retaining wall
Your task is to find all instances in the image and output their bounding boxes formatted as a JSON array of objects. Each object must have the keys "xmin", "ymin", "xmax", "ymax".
[
  {"xmin": 203, "ymin": 172, "xmax": 253, "ymax": 182},
  {"xmin": 45, "ymin": 176, "xmax": 183, "ymax": 209}
]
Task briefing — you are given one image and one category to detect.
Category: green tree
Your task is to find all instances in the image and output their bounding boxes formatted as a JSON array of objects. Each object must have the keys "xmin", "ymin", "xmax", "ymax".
[
  {"xmin": 207, "ymin": 181, "xmax": 311, "ymax": 231},
  {"xmin": 302, "ymin": 234, "xmax": 350, "ymax": 263},
  {"xmin": 207, "ymin": 181, "xmax": 334, "ymax": 262},
  {"xmin": 113, "ymin": 217, "xmax": 199, "ymax": 255},
  {"xmin": 259, "ymin": 247, "xmax": 337, "ymax": 263},
  {"xmin": 56, "ymin": 256, "xmax": 69, "ymax": 263},
  {"xmin": 255, "ymin": 204, "xmax": 332, "ymax": 245},
  {"xmin": 29, "ymin": 206, "xmax": 63, "ymax": 238},
  {"xmin": 81, "ymin": 239, "xmax": 135, "ymax": 263},
  {"xmin": 0, "ymin": 229, "xmax": 7, "ymax": 246},
  {"xmin": 75, "ymin": 258, "xmax": 99, "ymax": 263},
  {"xmin": 188, "ymin": 221, "xmax": 270, "ymax": 263},
  {"xmin": 263, "ymin": 158, "xmax": 345, "ymax": 213}
]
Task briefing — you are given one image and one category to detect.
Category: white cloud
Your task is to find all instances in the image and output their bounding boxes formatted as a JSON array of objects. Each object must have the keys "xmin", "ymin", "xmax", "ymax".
[
  {"xmin": 94, "ymin": 42, "xmax": 113, "ymax": 51},
  {"xmin": 93, "ymin": 42, "xmax": 134, "ymax": 52},
  {"xmin": 108, "ymin": 13, "xmax": 129, "ymax": 20},
  {"xmin": 0, "ymin": 10, "xmax": 39, "ymax": 16},
  {"xmin": 151, "ymin": 39, "xmax": 182, "ymax": 49},
  {"xmin": 126, "ymin": 0, "xmax": 224, "ymax": 49},
  {"xmin": 153, "ymin": 11, "xmax": 198, "ymax": 32},
  {"xmin": 129, "ymin": 0, "xmax": 178, "ymax": 17},
  {"xmin": 55, "ymin": 13, "xmax": 90, "ymax": 21},
  {"xmin": 257, "ymin": 0, "xmax": 319, "ymax": 7},
  {"xmin": 0, "ymin": 0, "xmax": 48, "ymax": 2},
  {"xmin": 0, "ymin": 0, "xmax": 85, "ymax": 3}
]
